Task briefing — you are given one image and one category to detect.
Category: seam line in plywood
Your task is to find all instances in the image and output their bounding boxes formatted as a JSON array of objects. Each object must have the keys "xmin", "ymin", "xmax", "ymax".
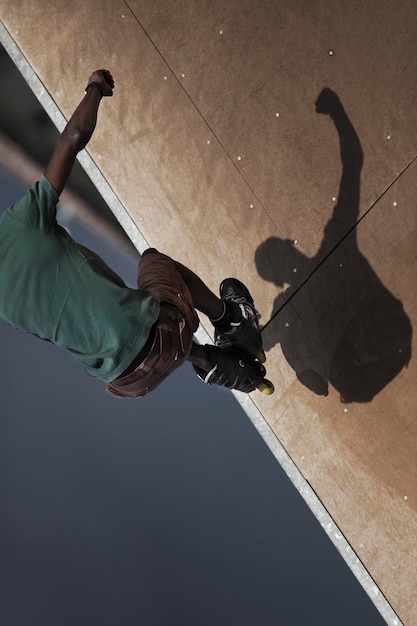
[
  {"xmin": 262, "ymin": 153, "xmax": 417, "ymax": 332},
  {"xmin": 122, "ymin": 2, "xmax": 282, "ymax": 235}
]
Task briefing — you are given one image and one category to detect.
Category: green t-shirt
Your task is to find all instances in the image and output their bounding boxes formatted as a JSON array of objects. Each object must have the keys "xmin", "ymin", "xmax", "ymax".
[{"xmin": 0, "ymin": 176, "xmax": 160, "ymax": 382}]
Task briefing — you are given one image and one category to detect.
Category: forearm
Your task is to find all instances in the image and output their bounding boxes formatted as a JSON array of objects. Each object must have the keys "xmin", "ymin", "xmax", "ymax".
[{"xmin": 61, "ymin": 86, "xmax": 103, "ymax": 153}]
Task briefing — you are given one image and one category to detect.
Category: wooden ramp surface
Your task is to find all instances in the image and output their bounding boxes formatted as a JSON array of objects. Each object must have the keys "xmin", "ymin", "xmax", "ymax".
[{"xmin": 2, "ymin": 3, "xmax": 417, "ymax": 623}]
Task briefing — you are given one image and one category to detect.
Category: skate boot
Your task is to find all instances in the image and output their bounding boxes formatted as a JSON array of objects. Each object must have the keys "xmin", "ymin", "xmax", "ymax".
[
  {"xmin": 193, "ymin": 345, "xmax": 273, "ymax": 394},
  {"xmin": 213, "ymin": 278, "xmax": 266, "ymax": 363}
]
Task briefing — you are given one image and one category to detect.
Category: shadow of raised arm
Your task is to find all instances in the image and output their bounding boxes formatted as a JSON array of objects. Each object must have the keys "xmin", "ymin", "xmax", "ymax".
[{"xmin": 316, "ymin": 87, "xmax": 363, "ymax": 259}]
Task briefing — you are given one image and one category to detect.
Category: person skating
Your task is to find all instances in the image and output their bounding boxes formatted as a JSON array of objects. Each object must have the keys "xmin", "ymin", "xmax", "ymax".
[{"xmin": 0, "ymin": 70, "xmax": 272, "ymax": 398}]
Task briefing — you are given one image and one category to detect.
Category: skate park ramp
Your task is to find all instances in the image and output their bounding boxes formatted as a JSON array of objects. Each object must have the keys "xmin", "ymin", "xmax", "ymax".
[{"xmin": 1, "ymin": 2, "xmax": 416, "ymax": 623}]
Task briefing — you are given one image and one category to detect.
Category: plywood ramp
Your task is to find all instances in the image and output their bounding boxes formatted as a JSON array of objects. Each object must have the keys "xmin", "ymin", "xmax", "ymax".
[{"xmin": 1, "ymin": 2, "xmax": 416, "ymax": 623}]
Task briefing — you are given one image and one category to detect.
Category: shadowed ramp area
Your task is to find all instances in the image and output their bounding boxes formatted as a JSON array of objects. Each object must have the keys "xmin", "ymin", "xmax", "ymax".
[{"xmin": 1, "ymin": 2, "xmax": 417, "ymax": 624}]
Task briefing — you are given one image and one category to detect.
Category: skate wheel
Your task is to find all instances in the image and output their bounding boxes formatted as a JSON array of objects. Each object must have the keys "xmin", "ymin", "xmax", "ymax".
[
  {"xmin": 257, "ymin": 379, "xmax": 274, "ymax": 395},
  {"xmin": 255, "ymin": 349, "xmax": 266, "ymax": 364}
]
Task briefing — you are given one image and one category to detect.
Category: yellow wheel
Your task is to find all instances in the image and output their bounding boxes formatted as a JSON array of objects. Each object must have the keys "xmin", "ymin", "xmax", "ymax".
[
  {"xmin": 257, "ymin": 379, "xmax": 274, "ymax": 395},
  {"xmin": 255, "ymin": 349, "xmax": 266, "ymax": 364}
]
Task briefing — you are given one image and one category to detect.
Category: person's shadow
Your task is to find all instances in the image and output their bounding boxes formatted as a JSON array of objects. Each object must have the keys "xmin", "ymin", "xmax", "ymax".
[{"xmin": 255, "ymin": 88, "xmax": 412, "ymax": 403}]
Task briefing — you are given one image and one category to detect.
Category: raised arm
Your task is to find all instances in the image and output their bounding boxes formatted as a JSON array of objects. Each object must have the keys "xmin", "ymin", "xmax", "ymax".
[{"xmin": 44, "ymin": 69, "xmax": 114, "ymax": 195}]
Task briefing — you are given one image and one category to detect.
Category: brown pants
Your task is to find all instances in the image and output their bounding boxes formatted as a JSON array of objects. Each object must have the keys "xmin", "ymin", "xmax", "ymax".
[{"xmin": 106, "ymin": 249, "xmax": 199, "ymax": 399}]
